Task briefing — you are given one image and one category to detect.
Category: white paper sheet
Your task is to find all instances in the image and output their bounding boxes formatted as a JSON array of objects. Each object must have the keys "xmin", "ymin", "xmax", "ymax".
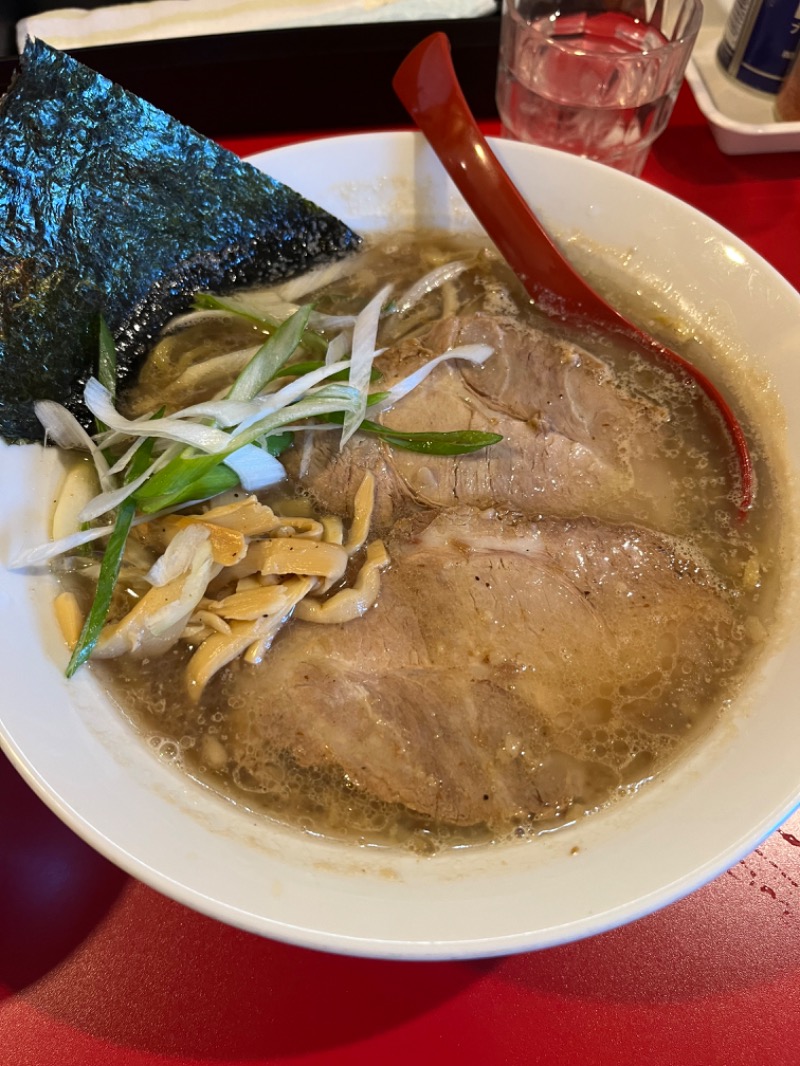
[{"xmin": 18, "ymin": 0, "xmax": 497, "ymax": 52}]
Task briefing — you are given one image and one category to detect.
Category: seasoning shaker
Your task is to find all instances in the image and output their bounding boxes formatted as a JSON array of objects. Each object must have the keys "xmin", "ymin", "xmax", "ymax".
[{"xmin": 717, "ymin": 0, "xmax": 800, "ymax": 94}]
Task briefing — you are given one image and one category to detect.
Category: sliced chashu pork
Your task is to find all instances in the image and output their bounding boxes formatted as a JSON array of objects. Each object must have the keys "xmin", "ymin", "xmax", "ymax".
[
  {"xmin": 220, "ymin": 508, "xmax": 739, "ymax": 829},
  {"xmin": 289, "ymin": 312, "xmax": 676, "ymax": 532}
]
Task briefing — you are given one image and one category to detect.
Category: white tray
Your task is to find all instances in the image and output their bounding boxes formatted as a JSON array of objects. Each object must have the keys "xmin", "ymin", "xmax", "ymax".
[{"xmin": 685, "ymin": 0, "xmax": 800, "ymax": 155}]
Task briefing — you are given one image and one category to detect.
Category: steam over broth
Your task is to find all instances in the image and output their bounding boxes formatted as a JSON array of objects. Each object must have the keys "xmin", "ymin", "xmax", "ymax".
[{"xmin": 72, "ymin": 232, "xmax": 785, "ymax": 854}]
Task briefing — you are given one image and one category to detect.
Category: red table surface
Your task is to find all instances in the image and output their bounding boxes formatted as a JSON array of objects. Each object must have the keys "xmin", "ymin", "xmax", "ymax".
[{"xmin": 2, "ymin": 84, "xmax": 800, "ymax": 1066}]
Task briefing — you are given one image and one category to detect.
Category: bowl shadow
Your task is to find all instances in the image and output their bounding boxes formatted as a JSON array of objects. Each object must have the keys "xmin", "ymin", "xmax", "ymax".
[
  {"xmin": 0, "ymin": 752, "xmax": 128, "ymax": 992},
  {"xmin": 19, "ymin": 880, "xmax": 489, "ymax": 1060}
]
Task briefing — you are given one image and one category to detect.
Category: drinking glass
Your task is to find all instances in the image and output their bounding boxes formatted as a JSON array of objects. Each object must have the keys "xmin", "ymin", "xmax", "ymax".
[{"xmin": 496, "ymin": 0, "xmax": 703, "ymax": 176}]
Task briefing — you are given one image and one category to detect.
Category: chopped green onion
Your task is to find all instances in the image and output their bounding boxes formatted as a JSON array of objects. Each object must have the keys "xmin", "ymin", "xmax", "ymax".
[
  {"xmin": 270, "ymin": 360, "xmax": 381, "ymax": 385},
  {"xmin": 228, "ymin": 384, "xmax": 360, "ymax": 452},
  {"xmin": 193, "ymin": 291, "xmax": 279, "ymax": 329},
  {"xmin": 133, "ymin": 450, "xmax": 238, "ymax": 513},
  {"xmin": 227, "ymin": 304, "xmax": 313, "ymax": 402},
  {"xmin": 133, "ymin": 433, "xmax": 293, "ymax": 516},
  {"xmin": 136, "ymin": 462, "xmax": 241, "ymax": 513},
  {"xmin": 24, "ymin": 268, "xmax": 510, "ymax": 683},
  {"xmin": 374, "ymin": 428, "xmax": 504, "ymax": 455},
  {"xmin": 321, "ymin": 412, "xmax": 503, "ymax": 455},
  {"xmin": 66, "ymin": 434, "xmax": 156, "ymax": 676},
  {"xmin": 340, "ymin": 284, "xmax": 389, "ymax": 447},
  {"xmin": 264, "ymin": 431, "xmax": 294, "ymax": 456},
  {"xmin": 97, "ymin": 317, "xmax": 116, "ymax": 397},
  {"xmin": 95, "ymin": 316, "xmax": 117, "ymax": 438},
  {"xmin": 194, "ymin": 292, "xmax": 327, "ymax": 358}
]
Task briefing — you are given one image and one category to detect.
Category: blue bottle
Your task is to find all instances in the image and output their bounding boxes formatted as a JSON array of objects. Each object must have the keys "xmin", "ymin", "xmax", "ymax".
[{"xmin": 717, "ymin": 0, "xmax": 800, "ymax": 94}]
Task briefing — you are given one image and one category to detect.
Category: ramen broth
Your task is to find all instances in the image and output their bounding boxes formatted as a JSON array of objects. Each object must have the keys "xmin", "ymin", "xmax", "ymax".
[{"xmin": 70, "ymin": 232, "xmax": 785, "ymax": 853}]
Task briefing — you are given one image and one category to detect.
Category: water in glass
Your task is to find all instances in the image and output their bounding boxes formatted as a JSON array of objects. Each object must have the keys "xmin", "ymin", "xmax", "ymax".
[{"xmin": 497, "ymin": 11, "xmax": 676, "ymax": 175}]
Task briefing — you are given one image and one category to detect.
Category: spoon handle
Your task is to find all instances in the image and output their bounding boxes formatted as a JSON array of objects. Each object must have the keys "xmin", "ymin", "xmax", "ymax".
[
  {"xmin": 393, "ymin": 32, "xmax": 753, "ymax": 516},
  {"xmin": 393, "ymin": 31, "xmax": 623, "ymax": 326}
]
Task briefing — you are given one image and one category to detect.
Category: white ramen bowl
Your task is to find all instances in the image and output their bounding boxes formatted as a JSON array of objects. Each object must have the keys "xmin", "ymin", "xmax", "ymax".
[{"xmin": 1, "ymin": 132, "xmax": 799, "ymax": 960}]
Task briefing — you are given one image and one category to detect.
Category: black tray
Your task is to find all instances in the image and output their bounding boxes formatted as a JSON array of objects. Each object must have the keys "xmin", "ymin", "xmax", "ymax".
[{"xmin": 0, "ymin": 14, "xmax": 502, "ymax": 138}]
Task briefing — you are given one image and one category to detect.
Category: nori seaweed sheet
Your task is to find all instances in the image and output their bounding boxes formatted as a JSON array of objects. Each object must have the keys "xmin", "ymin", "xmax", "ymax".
[{"xmin": 0, "ymin": 39, "xmax": 361, "ymax": 442}]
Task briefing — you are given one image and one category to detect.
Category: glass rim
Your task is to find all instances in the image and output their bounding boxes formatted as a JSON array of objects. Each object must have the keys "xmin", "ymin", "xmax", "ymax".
[{"xmin": 502, "ymin": 0, "xmax": 705, "ymax": 53}]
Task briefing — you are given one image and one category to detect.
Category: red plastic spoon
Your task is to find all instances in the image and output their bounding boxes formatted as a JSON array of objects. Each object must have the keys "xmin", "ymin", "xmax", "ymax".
[{"xmin": 393, "ymin": 32, "xmax": 753, "ymax": 516}]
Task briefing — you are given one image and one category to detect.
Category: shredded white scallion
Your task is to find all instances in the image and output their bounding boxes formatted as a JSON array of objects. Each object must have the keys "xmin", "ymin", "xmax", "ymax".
[
  {"xmin": 340, "ymin": 283, "xmax": 391, "ymax": 447},
  {"xmin": 221, "ymin": 444, "xmax": 286, "ymax": 492},
  {"xmin": 84, "ymin": 378, "xmax": 242, "ymax": 453},
  {"xmin": 77, "ymin": 446, "xmax": 177, "ymax": 524},
  {"xmin": 19, "ymin": 260, "xmax": 496, "ymax": 578},
  {"xmin": 229, "ymin": 359, "xmax": 355, "ymax": 436},
  {"xmin": 325, "ymin": 330, "xmax": 351, "ymax": 367},
  {"xmin": 34, "ymin": 399, "xmax": 114, "ymax": 492},
  {"xmin": 272, "ymin": 258, "xmax": 354, "ymax": 302},
  {"xmin": 368, "ymin": 343, "xmax": 494, "ymax": 414},
  {"xmin": 393, "ymin": 260, "xmax": 469, "ymax": 315},
  {"xmin": 159, "ymin": 308, "xmax": 236, "ymax": 335},
  {"xmin": 10, "ymin": 498, "xmax": 212, "ymax": 568}
]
